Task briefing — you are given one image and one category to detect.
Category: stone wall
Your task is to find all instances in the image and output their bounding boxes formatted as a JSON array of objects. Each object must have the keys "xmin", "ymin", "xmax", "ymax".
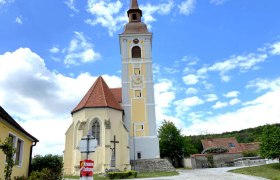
[
  {"xmin": 130, "ymin": 159, "xmax": 175, "ymax": 172},
  {"xmin": 185, "ymin": 153, "xmax": 243, "ymax": 169},
  {"xmin": 234, "ymin": 157, "xmax": 266, "ymax": 167}
]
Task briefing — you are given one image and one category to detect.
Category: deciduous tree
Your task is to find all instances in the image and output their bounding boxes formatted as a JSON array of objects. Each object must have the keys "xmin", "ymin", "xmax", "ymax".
[
  {"xmin": 158, "ymin": 120, "xmax": 185, "ymax": 167},
  {"xmin": 260, "ymin": 124, "xmax": 280, "ymax": 163}
]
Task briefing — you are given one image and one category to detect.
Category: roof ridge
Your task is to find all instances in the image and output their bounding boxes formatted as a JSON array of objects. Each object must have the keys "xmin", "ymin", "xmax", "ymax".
[{"xmin": 99, "ymin": 77, "xmax": 108, "ymax": 107}]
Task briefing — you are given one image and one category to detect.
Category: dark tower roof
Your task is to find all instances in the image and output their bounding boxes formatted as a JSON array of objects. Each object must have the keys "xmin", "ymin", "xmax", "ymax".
[{"xmin": 122, "ymin": 0, "xmax": 150, "ymax": 34}]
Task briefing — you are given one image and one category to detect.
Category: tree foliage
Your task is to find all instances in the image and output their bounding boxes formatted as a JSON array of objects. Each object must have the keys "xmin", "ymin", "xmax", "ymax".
[
  {"xmin": 260, "ymin": 124, "xmax": 280, "ymax": 162},
  {"xmin": 30, "ymin": 154, "xmax": 63, "ymax": 180},
  {"xmin": 183, "ymin": 136, "xmax": 199, "ymax": 157},
  {"xmin": 158, "ymin": 120, "xmax": 185, "ymax": 166},
  {"xmin": 0, "ymin": 137, "xmax": 16, "ymax": 180}
]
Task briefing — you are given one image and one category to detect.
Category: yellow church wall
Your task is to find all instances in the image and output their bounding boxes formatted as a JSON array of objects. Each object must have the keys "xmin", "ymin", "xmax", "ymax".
[
  {"xmin": 63, "ymin": 123, "xmax": 74, "ymax": 175},
  {"xmin": 0, "ymin": 119, "xmax": 33, "ymax": 179},
  {"xmin": 64, "ymin": 108, "xmax": 130, "ymax": 175}
]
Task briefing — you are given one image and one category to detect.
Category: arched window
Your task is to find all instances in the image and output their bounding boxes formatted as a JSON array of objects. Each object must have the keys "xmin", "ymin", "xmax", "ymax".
[
  {"xmin": 132, "ymin": 46, "xmax": 141, "ymax": 58},
  {"xmin": 92, "ymin": 120, "xmax": 100, "ymax": 145}
]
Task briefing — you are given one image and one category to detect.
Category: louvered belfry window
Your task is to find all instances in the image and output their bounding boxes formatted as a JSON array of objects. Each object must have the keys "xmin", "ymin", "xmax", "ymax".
[{"xmin": 132, "ymin": 46, "xmax": 141, "ymax": 58}]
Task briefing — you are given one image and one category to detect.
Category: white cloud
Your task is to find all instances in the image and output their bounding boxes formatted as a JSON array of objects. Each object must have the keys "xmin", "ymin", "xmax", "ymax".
[
  {"xmin": 224, "ymin": 91, "xmax": 239, "ymax": 98},
  {"xmin": 175, "ymin": 96, "xmax": 204, "ymax": 116},
  {"xmin": 154, "ymin": 79, "xmax": 176, "ymax": 109},
  {"xmin": 205, "ymin": 94, "xmax": 218, "ymax": 102},
  {"xmin": 212, "ymin": 101, "xmax": 228, "ymax": 109},
  {"xmin": 15, "ymin": 16, "xmax": 22, "ymax": 24},
  {"xmin": 185, "ymin": 83, "xmax": 280, "ymax": 135},
  {"xmin": 210, "ymin": 0, "xmax": 229, "ymax": 6},
  {"xmin": 154, "ymin": 78, "xmax": 186, "ymax": 129},
  {"xmin": 183, "ymin": 74, "xmax": 199, "ymax": 85},
  {"xmin": 229, "ymin": 98, "xmax": 241, "ymax": 105},
  {"xmin": 163, "ymin": 67, "xmax": 179, "ymax": 74},
  {"xmin": 49, "ymin": 47, "xmax": 60, "ymax": 54},
  {"xmin": 65, "ymin": 0, "xmax": 79, "ymax": 13},
  {"xmin": 247, "ymin": 77, "xmax": 280, "ymax": 92},
  {"xmin": 0, "ymin": 48, "xmax": 120, "ymax": 155},
  {"xmin": 197, "ymin": 53, "xmax": 267, "ymax": 82},
  {"xmin": 141, "ymin": 1, "xmax": 174, "ymax": 28},
  {"xmin": 85, "ymin": 0, "xmax": 126, "ymax": 37},
  {"xmin": 186, "ymin": 87, "xmax": 198, "ymax": 95},
  {"xmin": 270, "ymin": 41, "xmax": 280, "ymax": 55},
  {"xmin": 64, "ymin": 32, "xmax": 101, "ymax": 66},
  {"xmin": 85, "ymin": 0, "xmax": 175, "ymax": 36},
  {"xmin": 0, "ymin": 0, "xmax": 7, "ymax": 7},
  {"xmin": 178, "ymin": 0, "xmax": 196, "ymax": 15}
]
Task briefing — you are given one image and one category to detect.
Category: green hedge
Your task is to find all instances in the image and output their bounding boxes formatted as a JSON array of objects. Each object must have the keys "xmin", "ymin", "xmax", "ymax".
[{"xmin": 108, "ymin": 171, "xmax": 137, "ymax": 179}]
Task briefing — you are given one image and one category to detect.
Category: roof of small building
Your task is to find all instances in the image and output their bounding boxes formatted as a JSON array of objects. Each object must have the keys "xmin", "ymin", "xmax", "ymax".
[
  {"xmin": 240, "ymin": 142, "xmax": 261, "ymax": 152},
  {"xmin": 201, "ymin": 137, "xmax": 243, "ymax": 153},
  {"xmin": 0, "ymin": 106, "xmax": 39, "ymax": 142},
  {"xmin": 72, "ymin": 76, "xmax": 123, "ymax": 114}
]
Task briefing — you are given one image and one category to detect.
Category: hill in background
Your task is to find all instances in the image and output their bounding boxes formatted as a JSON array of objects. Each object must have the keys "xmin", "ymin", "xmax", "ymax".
[{"xmin": 186, "ymin": 123, "xmax": 280, "ymax": 154}]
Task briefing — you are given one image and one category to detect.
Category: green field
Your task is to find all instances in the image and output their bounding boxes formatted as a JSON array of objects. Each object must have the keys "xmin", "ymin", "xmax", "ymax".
[
  {"xmin": 229, "ymin": 163, "xmax": 280, "ymax": 180},
  {"xmin": 64, "ymin": 171, "xmax": 179, "ymax": 179}
]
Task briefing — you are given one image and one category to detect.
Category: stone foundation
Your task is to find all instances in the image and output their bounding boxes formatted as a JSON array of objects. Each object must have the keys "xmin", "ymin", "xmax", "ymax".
[{"xmin": 130, "ymin": 159, "xmax": 175, "ymax": 172}]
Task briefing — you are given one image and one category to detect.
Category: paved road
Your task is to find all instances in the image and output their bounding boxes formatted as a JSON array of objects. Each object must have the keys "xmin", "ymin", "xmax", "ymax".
[{"xmin": 137, "ymin": 167, "xmax": 267, "ymax": 180}]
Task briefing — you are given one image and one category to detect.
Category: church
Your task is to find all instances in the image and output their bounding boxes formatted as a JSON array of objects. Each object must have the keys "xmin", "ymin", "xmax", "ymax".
[{"xmin": 63, "ymin": 0, "xmax": 160, "ymax": 174}]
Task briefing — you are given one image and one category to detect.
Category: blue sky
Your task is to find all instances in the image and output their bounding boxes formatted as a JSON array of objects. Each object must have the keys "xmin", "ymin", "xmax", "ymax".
[{"xmin": 0, "ymin": 0, "xmax": 280, "ymax": 155}]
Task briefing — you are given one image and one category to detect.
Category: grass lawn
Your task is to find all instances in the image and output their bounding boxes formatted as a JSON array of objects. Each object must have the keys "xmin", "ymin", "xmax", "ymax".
[
  {"xmin": 229, "ymin": 163, "xmax": 280, "ymax": 180},
  {"xmin": 64, "ymin": 171, "xmax": 179, "ymax": 179}
]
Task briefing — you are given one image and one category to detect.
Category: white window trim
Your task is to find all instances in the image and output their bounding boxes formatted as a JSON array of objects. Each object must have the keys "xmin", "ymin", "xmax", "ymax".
[
  {"xmin": 15, "ymin": 138, "xmax": 24, "ymax": 167},
  {"xmin": 6, "ymin": 132, "xmax": 24, "ymax": 168}
]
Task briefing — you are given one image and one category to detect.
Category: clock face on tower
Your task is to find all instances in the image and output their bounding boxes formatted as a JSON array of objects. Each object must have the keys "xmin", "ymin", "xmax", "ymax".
[{"xmin": 131, "ymin": 75, "xmax": 143, "ymax": 89}]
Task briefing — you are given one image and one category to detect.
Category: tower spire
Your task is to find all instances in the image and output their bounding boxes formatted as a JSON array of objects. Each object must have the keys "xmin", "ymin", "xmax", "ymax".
[
  {"xmin": 127, "ymin": 0, "xmax": 142, "ymax": 22},
  {"xmin": 122, "ymin": 0, "xmax": 149, "ymax": 34},
  {"xmin": 130, "ymin": 0, "xmax": 139, "ymax": 9}
]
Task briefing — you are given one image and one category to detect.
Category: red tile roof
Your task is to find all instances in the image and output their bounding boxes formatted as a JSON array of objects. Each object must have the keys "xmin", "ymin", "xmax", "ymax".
[
  {"xmin": 72, "ymin": 76, "xmax": 123, "ymax": 114},
  {"xmin": 0, "ymin": 106, "xmax": 38, "ymax": 142},
  {"xmin": 240, "ymin": 142, "xmax": 260, "ymax": 152},
  {"xmin": 201, "ymin": 137, "xmax": 243, "ymax": 153},
  {"xmin": 110, "ymin": 88, "xmax": 122, "ymax": 103}
]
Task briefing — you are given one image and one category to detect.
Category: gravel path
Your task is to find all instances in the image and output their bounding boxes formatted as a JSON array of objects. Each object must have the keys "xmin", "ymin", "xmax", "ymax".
[{"xmin": 136, "ymin": 167, "xmax": 267, "ymax": 180}]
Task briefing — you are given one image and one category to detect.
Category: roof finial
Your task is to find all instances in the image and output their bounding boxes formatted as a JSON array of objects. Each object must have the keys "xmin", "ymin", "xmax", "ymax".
[{"xmin": 130, "ymin": 0, "xmax": 139, "ymax": 9}]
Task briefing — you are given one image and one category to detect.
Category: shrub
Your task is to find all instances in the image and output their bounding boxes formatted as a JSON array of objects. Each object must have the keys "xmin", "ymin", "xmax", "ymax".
[
  {"xmin": 13, "ymin": 176, "xmax": 27, "ymax": 180},
  {"xmin": 28, "ymin": 168, "xmax": 52, "ymax": 180},
  {"xmin": 242, "ymin": 150, "xmax": 259, "ymax": 157},
  {"xmin": 129, "ymin": 170, "xmax": 137, "ymax": 178},
  {"xmin": 108, "ymin": 171, "xmax": 137, "ymax": 179},
  {"xmin": 31, "ymin": 154, "xmax": 63, "ymax": 180}
]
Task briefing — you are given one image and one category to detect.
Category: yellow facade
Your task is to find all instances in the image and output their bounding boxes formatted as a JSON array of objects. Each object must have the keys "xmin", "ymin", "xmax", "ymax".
[
  {"xmin": 64, "ymin": 108, "xmax": 130, "ymax": 175},
  {"xmin": 0, "ymin": 118, "xmax": 34, "ymax": 179},
  {"xmin": 128, "ymin": 57, "xmax": 151, "ymax": 137}
]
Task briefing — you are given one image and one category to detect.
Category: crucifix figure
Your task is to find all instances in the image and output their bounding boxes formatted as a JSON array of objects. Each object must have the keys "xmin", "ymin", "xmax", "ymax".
[{"xmin": 110, "ymin": 135, "xmax": 119, "ymax": 168}]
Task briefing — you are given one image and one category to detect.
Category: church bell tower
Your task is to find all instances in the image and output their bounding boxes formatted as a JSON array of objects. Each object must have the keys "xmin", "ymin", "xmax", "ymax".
[{"xmin": 119, "ymin": 0, "xmax": 160, "ymax": 160}]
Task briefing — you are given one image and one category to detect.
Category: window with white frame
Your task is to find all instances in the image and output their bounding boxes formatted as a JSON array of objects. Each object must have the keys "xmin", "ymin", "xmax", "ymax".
[
  {"xmin": 7, "ymin": 133, "xmax": 24, "ymax": 167},
  {"xmin": 15, "ymin": 138, "xmax": 24, "ymax": 166}
]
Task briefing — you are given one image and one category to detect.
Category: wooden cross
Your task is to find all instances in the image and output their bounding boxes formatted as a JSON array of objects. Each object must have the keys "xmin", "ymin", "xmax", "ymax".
[{"xmin": 110, "ymin": 135, "xmax": 119, "ymax": 157}]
